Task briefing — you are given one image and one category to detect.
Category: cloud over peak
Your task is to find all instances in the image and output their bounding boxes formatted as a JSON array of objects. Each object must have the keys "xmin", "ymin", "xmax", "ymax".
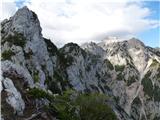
[{"xmin": 1, "ymin": 0, "xmax": 159, "ymax": 47}]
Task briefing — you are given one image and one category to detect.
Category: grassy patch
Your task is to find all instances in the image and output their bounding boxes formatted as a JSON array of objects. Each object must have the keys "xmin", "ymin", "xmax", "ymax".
[
  {"xmin": 127, "ymin": 76, "xmax": 136, "ymax": 86},
  {"xmin": 3, "ymin": 32, "xmax": 26, "ymax": 47},
  {"xmin": 2, "ymin": 50, "xmax": 15, "ymax": 60},
  {"xmin": 104, "ymin": 59, "xmax": 114, "ymax": 70},
  {"xmin": 28, "ymin": 89, "xmax": 117, "ymax": 120},
  {"xmin": 117, "ymin": 73, "xmax": 124, "ymax": 81},
  {"xmin": 115, "ymin": 65, "xmax": 125, "ymax": 72},
  {"xmin": 53, "ymin": 71, "xmax": 63, "ymax": 82},
  {"xmin": 132, "ymin": 97, "xmax": 141, "ymax": 105},
  {"xmin": 44, "ymin": 38, "xmax": 58, "ymax": 56},
  {"xmin": 154, "ymin": 85, "xmax": 160, "ymax": 102},
  {"xmin": 33, "ymin": 71, "xmax": 39, "ymax": 83},
  {"xmin": 24, "ymin": 50, "xmax": 33, "ymax": 59},
  {"xmin": 150, "ymin": 59, "xmax": 160, "ymax": 67},
  {"xmin": 46, "ymin": 71, "xmax": 69, "ymax": 94},
  {"xmin": 58, "ymin": 53, "xmax": 74, "ymax": 68},
  {"xmin": 142, "ymin": 76, "xmax": 153, "ymax": 98},
  {"xmin": 74, "ymin": 93, "xmax": 117, "ymax": 120},
  {"xmin": 28, "ymin": 87, "xmax": 54, "ymax": 100},
  {"xmin": 31, "ymin": 11, "xmax": 37, "ymax": 20},
  {"xmin": 153, "ymin": 116, "xmax": 160, "ymax": 120}
]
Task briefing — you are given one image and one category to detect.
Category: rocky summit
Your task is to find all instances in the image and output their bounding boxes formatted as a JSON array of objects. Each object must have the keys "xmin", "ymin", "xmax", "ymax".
[{"xmin": 1, "ymin": 6, "xmax": 160, "ymax": 120}]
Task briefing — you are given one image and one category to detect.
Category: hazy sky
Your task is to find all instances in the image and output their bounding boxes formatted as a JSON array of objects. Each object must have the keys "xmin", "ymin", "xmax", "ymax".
[{"xmin": 1, "ymin": 0, "xmax": 160, "ymax": 47}]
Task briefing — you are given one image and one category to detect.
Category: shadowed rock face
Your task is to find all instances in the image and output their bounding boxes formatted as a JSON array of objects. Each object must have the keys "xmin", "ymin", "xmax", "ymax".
[{"xmin": 1, "ymin": 6, "xmax": 160, "ymax": 120}]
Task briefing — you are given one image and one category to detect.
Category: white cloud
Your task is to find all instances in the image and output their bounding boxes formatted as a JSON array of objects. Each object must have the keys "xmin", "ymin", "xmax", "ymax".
[
  {"xmin": 1, "ymin": 0, "xmax": 17, "ymax": 21},
  {"xmin": 1, "ymin": 0, "xmax": 159, "ymax": 47}
]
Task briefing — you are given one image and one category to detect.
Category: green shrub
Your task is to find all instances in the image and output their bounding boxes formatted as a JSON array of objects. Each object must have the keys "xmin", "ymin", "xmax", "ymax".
[
  {"xmin": 45, "ymin": 71, "xmax": 70, "ymax": 94},
  {"xmin": 31, "ymin": 89, "xmax": 117, "ymax": 120},
  {"xmin": 4, "ymin": 32, "xmax": 26, "ymax": 47},
  {"xmin": 53, "ymin": 71, "xmax": 69, "ymax": 90},
  {"xmin": 54, "ymin": 71, "xmax": 63, "ymax": 82},
  {"xmin": 154, "ymin": 85, "xmax": 160, "ymax": 102},
  {"xmin": 104, "ymin": 59, "xmax": 114, "ymax": 70},
  {"xmin": 44, "ymin": 38, "xmax": 58, "ymax": 56},
  {"xmin": 50, "ymin": 90, "xmax": 78, "ymax": 120},
  {"xmin": 141, "ymin": 77, "xmax": 153, "ymax": 98},
  {"xmin": 132, "ymin": 97, "xmax": 141, "ymax": 105},
  {"xmin": 157, "ymin": 67, "xmax": 160, "ymax": 79},
  {"xmin": 95, "ymin": 71, "xmax": 101, "ymax": 79},
  {"xmin": 75, "ymin": 93, "xmax": 117, "ymax": 120},
  {"xmin": 127, "ymin": 76, "xmax": 136, "ymax": 86},
  {"xmin": 115, "ymin": 65, "xmax": 125, "ymax": 71},
  {"xmin": 32, "ymin": 11, "xmax": 37, "ymax": 20},
  {"xmin": 86, "ymin": 65, "xmax": 91, "ymax": 72},
  {"xmin": 52, "ymin": 92, "xmax": 117, "ymax": 120},
  {"xmin": 28, "ymin": 87, "xmax": 54, "ymax": 101},
  {"xmin": 2, "ymin": 50, "xmax": 15, "ymax": 60},
  {"xmin": 33, "ymin": 71, "xmax": 39, "ymax": 83},
  {"xmin": 48, "ymin": 80, "xmax": 61, "ymax": 94},
  {"xmin": 153, "ymin": 116, "xmax": 160, "ymax": 120},
  {"xmin": 24, "ymin": 50, "xmax": 33, "ymax": 59},
  {"xmin": 28, "ymin": 88, "xmax": 117, "ymax": 120},
  {"xmin": 150, "ymin": 59, "xmax": 159, "ymax": 67},
  {"xmin": 117, "ymin": 73, "xmax": 124, "ymax": 81},
  {"xmin": 145, "ymin": 71, "xmax": 152, "ymax": 78},
  {"xmin": 1, "ymin": 28, "xmax": 5, "ymax": 34},
  {"xmin": 58, "ymin": 53, "xmax": 74, "ymax": 68}
]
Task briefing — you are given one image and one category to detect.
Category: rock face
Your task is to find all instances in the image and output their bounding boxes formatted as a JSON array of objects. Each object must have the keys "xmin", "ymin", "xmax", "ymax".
[
  {"xmin": 1, "ymin": 6, "xmax": 160, "ymax": 120},
  {"xmin": 2, "ymin": 77, "xmax": 25, "ymax": 116}
]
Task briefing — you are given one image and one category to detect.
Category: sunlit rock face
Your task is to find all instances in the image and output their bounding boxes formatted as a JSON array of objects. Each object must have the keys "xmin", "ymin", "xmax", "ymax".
[
  {"xmin": 83, "ymin": 38, "xmax": 160, "ymax": 120},
  {"xmin": 1, "ymin": 6, "xmax": 160, "ymax": 120},
  {"xmin": 1, "ymin": 7, "xmax": 57, "ymax": 119}
]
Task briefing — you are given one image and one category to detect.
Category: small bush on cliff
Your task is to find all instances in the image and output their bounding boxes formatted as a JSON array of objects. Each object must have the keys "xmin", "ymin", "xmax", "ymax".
[
  {"xmin": 154, "ymin": 85, "xmax": 160, "ymax": 102},
  {"xmin": 127, "ymin": 76, "xmax": 136, "ymax": 86},
  {"xmin": 2, "ymin": 50, "xmax": 15, "ymax": 60},
  {"xmin": 104, "ymin": 59, "xmax": 114, "ymax": 70},
  {"xmin": 150, "ymin": 59, "xmax": 159, "ymax": 67},
  {"xmin": 33, "ymin": 71, "xmax": 39, "ymax": 83},
  {"xmin": 4, "ymin": 32, "xmax": 26, "ymax": 47},
  {"xmin": 28, "ymin": 87, "xmax": 54, "ymax": 100},
  {"xmin": 115, "ymin": 65, "xmax": 125, "ymax": 71},
  {"xmin": 142, "ymin": 77, "xmax": 153, "ymax": 98}
]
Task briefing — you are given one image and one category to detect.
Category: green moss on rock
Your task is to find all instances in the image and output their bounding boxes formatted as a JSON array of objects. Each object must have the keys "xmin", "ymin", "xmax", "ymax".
[
  {"xmin": 117, "ymin": 73, "xmax": 124, "ymax": 81},
  {"xmin": 2, "ymin": 50, "xmax": 15, "ymax": 60},
  {"xmin": 44, "ymin": 38, "xmax": 58, "ymax": 56},
  {"xmin": 33, "ymin": 71, "xmax": 39, "ymax": 83},
  {"xmin": 115, "ymin": 65, "xmax": 125, "ymax": 71},
  {"xmin": 4, "ymin": 32, "xmax": 26, "ymax": 47},
  {"xmin": 150, "ymin": 59, "xmax": 160, "ymax": 67},
  {"xmin": 132, "ymin": 97, "xmax": 141, "ymax": 105},
  {"xmin": 154, "ymin": 85, "xmax": 160, "ymax": 102},
  {"xmin": 127, "ymin": 76, "xmax": 136, "ymax": 86},
  {"xmin": 142, "ymin": 76, "xmax": 153, "ymax": 98},
  {"xmin": 29, "ymin": 88, "xmax": 117, "ymax": 120},
  {"xmin": 104, "ymin": 59, "xmax": 114, "ymax": 70},
  {"xmin": 28, "ymin": 87, "xmax": 54, "ymax": 101}
]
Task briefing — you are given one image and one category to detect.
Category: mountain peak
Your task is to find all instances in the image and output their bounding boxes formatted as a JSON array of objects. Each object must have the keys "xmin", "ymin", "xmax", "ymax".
[
  {"xmin": 17, "ymin": 6, "xmax": 30, "ymax": 12},
  {"xmin": 1, "ymin": 6, "xmax": 42, "ymax": 39},
  {"xmin": 127, "ymin": 37, "xmax": 145, "ymax": 47},
  {"xmin": 101, "ymin": 36, "xmax": 125, "ymax": 45},
  {"xmin": 14, "ymin": 6, "xmax": 37, "ymax": 20}
]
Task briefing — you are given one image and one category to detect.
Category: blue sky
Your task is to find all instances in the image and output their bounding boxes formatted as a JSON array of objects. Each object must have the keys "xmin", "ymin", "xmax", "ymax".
[
  {"xmin": 2, "ymin": 0, "xmax": 160, "ymax": 47},
  {"xmin": 136, "ymin": 1, "xmax": 160, "ymax": 47}
]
